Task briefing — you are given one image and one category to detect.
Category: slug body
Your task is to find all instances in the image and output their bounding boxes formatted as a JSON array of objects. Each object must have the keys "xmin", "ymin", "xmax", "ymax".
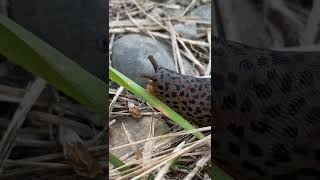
[
  {"xmin": 212, "ymin": 37, "xmax": 320, "ymax": 180},
  {"xmin": 143, "ymin": 56, "xmax": 211, "ymax": 127}
]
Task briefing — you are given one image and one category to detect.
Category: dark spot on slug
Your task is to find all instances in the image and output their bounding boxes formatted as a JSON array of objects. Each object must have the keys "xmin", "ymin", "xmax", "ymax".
[
  {"xmin": 171, "ymin": 92, "xmax": 177, "ymax": 97},
  {"xmin": 248, "ymin": 142, "xmax": 263, "ymax": 157},
  {"xmin": 189, "ymin": 99, "xmax": 196, "ymax": 104},
  {"xmin": 186, "ymin": 112, "xmax": 194, "ymax": 117},
  {"xmin": 228, "ymin": 72, "xmax": 238, "ymax": 84},
  {"xmin": 299, "ymin": 71, "xmax": 314, "ymax": 87},
  {"xmin": 280, "ymin": 73, "xmax": 292, "ymax": 94},
  {"xmin": 241, "ymin": 161, "xmax": 264, "ymax": 175},
  {"xmin": 207, "ymin": 95, "xmax": 211, "ymax": 102},
  {"xmin": 305, "ymin": 106, "xmax": 320, "ymax": 124},
  {"xmin": 264, "ymin": 161, "xmax": 277, "ymax": 168},
  {"xmin": 158, "ymin": 85, "xmax": 164, "ymax": 90},
  {"xmin": 250, "ymin": 119, "xmax": 272, "ymax": 134},
  {"xmin": 228, "ymin": 142, "xmax": 240, "ymax": 156},
  {"xmin": 252, "ymin": 83, "xmax": 272, "ymax": 99},
  {"xmin": 227, "ymin": 123, "xmax": 244, "ymax": 139},
  {"xmin": 271, "ymin": 143, "xmax": 292, "ymax": 163},
  {"xmin": 213, "ymin": 74, "xmax": 225, "ymax": 91},
  {"xmin": 282, "ymin": 126, "xmax": 298, "ymax": 138},
  {"xmin": 240, "ymin": 97, "xmax": 252, "ymax": 112},
  {"xmin": 198, "ymin": 84, "xmax": 203, "ymax": 91}
]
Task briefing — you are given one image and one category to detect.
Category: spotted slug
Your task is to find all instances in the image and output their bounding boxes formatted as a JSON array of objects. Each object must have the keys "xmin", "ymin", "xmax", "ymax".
[
  {"xmin": 142, "ymin": 55, "xmax": 212, "ymax": 127},
  {"xmin": 212, "ymin": 37, "xmax": 320, "ymax": 180}
]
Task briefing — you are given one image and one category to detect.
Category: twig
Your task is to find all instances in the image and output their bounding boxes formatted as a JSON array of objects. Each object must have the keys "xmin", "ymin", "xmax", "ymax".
[{"xmin": 0, "ymin": 78, "xmax": 46, "ymax": 172}]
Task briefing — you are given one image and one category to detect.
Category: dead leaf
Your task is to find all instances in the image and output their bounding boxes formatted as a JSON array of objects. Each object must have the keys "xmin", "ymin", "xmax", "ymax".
[
  {"xmin": 66, "ymin": 143, "xmax": 103, "ymax": 178},
  {"xmin": 128, "ymin": 101, "xmax": 142, "ymax": 118}
]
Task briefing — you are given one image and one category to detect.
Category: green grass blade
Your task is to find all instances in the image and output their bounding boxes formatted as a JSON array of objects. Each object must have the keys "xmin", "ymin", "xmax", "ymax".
[
  {"xmin": 0, "ymin": 15, "xmax": 107, "ymax": 116},
  {"xmin": 109, "ymin": 66, "xmax": 204, "ymax": 139}
]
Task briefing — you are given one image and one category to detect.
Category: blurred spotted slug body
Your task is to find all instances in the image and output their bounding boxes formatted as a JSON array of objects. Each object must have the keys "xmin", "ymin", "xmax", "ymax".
[
  {"xmin": 212, "ymin": 37, "xmax": 320, "ymax": 180},
  {"xmin": 143, "ymin": 56, "xmax": 212, "ymax": 127}
]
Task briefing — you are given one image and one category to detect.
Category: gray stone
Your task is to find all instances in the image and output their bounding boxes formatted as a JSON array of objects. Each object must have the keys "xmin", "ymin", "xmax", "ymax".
[
  {"xmin": 9, "ymin": 0, "xmax": 107, "ymax": 81},
  {"xmin": 109, "ymin": 116, "xmax": 170, "ymax": 158},
  {"xmin": 190, "ymin": 4, "xmax": 212, "ymax": 22},
  {"xmin": 111, "ymin": 34, "xmax": 175, "ymax": 87},
  {"xmin": 150, "ymin": 7, "xmax": 165, "ymax": 19},
  {"xmin": 172, "ymin": 0, "xmax": 192, "ymax": 6},
  {"xmin": 174, "ymin": 22, "xmax": 200, "ymax": 39}
]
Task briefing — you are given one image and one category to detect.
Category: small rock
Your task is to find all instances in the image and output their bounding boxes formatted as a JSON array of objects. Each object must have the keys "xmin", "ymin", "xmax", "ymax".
[
  {"xmin": 149, "ymin": 0, "xmax": 169, "ymax": 3},
  {"xmin": 150, "ymin": 7, "xmax": 165, "ymax": 19},
  {"xmin": 109, "ymin": 116, "xmax": 170, "ymax": 158},
  {"xmin": 172, "ymin": 0, "xmax": 192, "ymax": 6},
  {"xmin": 190, "ymin": 4, "xmax": 211, "ymax": 22},
  {"xmin": 111, "ymin": 34, "xmax": 175, "ymax": 87},
  {"xmin": 174, "ymin": 22, "xmax": 200, "ymax": 39},
  {"xmin": 161, "ymin": 2, "xmax": 185, "ymax": 16}
]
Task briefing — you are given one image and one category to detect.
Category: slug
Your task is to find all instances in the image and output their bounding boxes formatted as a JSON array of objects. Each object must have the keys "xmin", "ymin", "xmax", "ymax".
[
  {"xmin": 142, "ymin": 55, "xmax": 212, "ymax": 127},
  {"xmin": 212, "ymin": 37, "xmax": 320, "ymax": 180}
]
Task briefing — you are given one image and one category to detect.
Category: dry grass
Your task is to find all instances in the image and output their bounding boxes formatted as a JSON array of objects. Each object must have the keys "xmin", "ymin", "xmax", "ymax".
[{"xmin": 109, "ymin": 0, "xmax": 211, "ymax": 179}]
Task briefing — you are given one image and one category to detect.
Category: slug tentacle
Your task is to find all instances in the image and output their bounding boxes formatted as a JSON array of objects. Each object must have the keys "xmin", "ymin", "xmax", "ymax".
[
  {"xmin": 141, "ymin": 74, "xmax": 156, "ymax": 81},
  {"xmin": 147, "ymin": 55, "xmax": 160, "ymax": 72}
]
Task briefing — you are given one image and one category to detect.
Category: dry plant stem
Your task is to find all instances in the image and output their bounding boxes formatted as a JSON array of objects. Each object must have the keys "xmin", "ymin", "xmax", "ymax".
[
  {"xmin": 109, "ymin": 28, "xmax": 210, "ymax": 47},
  {"xmin": 182, "ymin": 0, "xmax": 199, "ymax": 16},
  {"xmin": 0, "ymin": 78, "xmax": 46, "ymax": 172},
  {"xmin": 110, "ymin": 112, "xmax": 161, "ymax": 116},
  {"xmin": 29, "ymin": 111, "xmax": 94, "ymax": 137},
  {"xmin": 109, "ymin": 119, "xmax": 117, "ymax": 126},
  {"xmin": 86, "ymin": 125, "xmax": 107, "ymax": 146},
  {"xmin": 125, "ymin": 9, "xmax": 155, "ymax": 39},
  {"xmin": 167, "ymin": 20, "xmax": 184, "ymax": 74},
  {"xmin": 129, "ymin": 0, "xmax": 206, "ymax": 72},
  {"xmin": 183, "ymin": 153, "xmax": 211, "ymax": 180},
  {"xmin": 111, "ymin": 142, "xmax": 208, "ymax": 178},
  {"xmin": 5, "ymin": 160, "xmax": 70, "ymax": 169},
  {"xmin": 302, "ymin": 0, "xmax": 320, "ymax": 44},
  {"xmin": 129, "ymin": 135, "xmax": 211, "ymax": 180},
  {"xmin": 111, "ymin": 126, "xmax": 211, "ymax": 151},
  {"xmin": 0, "ymin": 84, "xmax": 25, "ymax": 103},
  {"xmin": 15, "ymin": 137, "xmax": 56, "ymax": 148},
  {"xmin": 205, "ymin": 29, "xmax": 211, "ymax": 75},
  {"xmin": 140, "ymin": 115, "xmax": 155, "ymax": 179},
  {"xmin": 109, "ymin": 86, "xmax": 124, "ymax": 114},
  {"xmin": 155, "ymin": 141, "xmax": 186, "ymax": 180},
  {"xmin": 122, "ymin": 122, "xmax": 142, "ymax": 160},
  {"xmin": 109, "ymin": 16, "xmax": 210, "ymax": 27}
]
